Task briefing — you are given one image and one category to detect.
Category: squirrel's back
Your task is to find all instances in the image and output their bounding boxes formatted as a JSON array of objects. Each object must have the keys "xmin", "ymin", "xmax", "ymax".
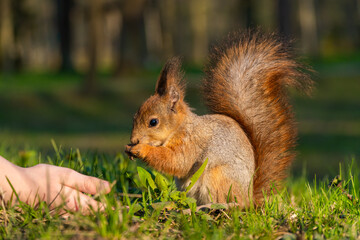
[{"xmin": 203, "ymin": 30, "xmax": 313, "ymax": 204}]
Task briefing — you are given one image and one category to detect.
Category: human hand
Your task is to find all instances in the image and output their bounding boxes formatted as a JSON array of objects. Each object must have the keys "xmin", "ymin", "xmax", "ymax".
[{"xmin": 1, "ymin": 161, "xmax": 111, "ymax": 214}]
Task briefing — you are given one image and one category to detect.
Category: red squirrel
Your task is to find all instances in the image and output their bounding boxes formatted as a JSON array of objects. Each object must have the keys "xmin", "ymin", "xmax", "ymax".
[{"xmin": 125, "ymin": 30, "xmax": 313, "ymax": 206}]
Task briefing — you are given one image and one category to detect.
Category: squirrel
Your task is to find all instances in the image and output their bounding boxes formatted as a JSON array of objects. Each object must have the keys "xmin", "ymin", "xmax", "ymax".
[{"xmin": 125, "ymin": 30, "xmax": 313, "ymax": 206}]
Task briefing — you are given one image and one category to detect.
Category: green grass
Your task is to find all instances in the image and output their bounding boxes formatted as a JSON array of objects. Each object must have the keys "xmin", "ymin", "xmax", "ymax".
[
  {"xmin": 0, "ymin": 58, "xmax": 359, "ymax": 238},
  {"xmin": 0, "ymin": 145, "xmax": 359, "ymax": 239}
]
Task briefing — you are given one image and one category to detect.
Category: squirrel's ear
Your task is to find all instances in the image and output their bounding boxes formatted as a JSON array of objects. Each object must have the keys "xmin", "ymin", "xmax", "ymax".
[
  {"xmin": 169, "ymin": 86, "xmax": 180, "ymax": 111},
  {"xmin": 155, "ymin": 57, "xmax": 184, "ymax": 98}
]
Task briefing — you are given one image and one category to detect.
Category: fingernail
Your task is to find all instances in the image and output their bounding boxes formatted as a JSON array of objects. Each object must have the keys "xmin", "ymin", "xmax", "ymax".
[{"xmin": 102, "ymin": 180, "xmax": 111, "ymax": 191}]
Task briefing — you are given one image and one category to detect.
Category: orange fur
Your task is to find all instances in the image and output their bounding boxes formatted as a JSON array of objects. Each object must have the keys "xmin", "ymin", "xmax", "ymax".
[
  {"xmin": 204, "ymin": 30, "xmax": 313, "ymax": 204},
  {"xmin": 126, "ymin": 136, "xmax": 189, "ymax": 178},
  {"xmin": 205, "ymin": 166, "xmax": 246, "ymax": 205}
]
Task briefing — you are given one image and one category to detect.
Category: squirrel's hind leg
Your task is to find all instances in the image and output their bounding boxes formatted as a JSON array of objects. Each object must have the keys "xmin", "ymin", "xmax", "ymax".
[{"xmin": 203, "ymin": 165, "xmax": 251, "ymax": 206}]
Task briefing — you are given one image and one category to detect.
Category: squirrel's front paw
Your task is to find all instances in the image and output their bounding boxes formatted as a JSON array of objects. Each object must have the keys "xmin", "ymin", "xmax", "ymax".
[
  {"xmin": 125, "ymin": 144, "xmax": 136, "ymax": 160},
  {"xmin": 125, "ymin": 143, "xmax": 149, "ymax": 160}
]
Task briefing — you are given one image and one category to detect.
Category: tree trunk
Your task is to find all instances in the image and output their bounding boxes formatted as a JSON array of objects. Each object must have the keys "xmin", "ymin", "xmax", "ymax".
[
  {"xmin": 56, "ymin": 0, "xmax": 74, "ymax": 72},
  {"xmin": 115, "ymin": 0, "xmax": 146, "ymax": 75},
  {"xmin": 240, "ymin": 0, "xmax": 255, "ymax": 28},
  {"xmin": 144, "ymin": 0, "xmax": 162, "ymax": 63},
  {"xmin": 160, "ymin": 0, "xmax": 176, "ymax": 58},
  {"xmin": 344, "ymin": 0, "xmax": 360, "ymax": 49},
  {"xmin": 0, "ymin": 0, "xmax": 15, "ymax": 73},
  {"xmin": 298, "ymin": 0, "xmax": 318, "ymax": 55},
  {"xmin": 277, "ymin": 0, "xmax": 292, "ymax": 37},
  {"xmin": 189, "ymin": 0, "xmax": 208, "ymax": 64},
  {"xmin": 83, "ymin": 0, "xmax": 102, "ymax": 94}
]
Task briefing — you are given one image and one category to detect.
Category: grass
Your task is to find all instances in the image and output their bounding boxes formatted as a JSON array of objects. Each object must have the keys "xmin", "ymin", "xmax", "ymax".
[
  {"xmin": 0, "ymin": 144, "xmax": 359, "ymax": 239},
  {"xmin": 0, "ymin": 57, "xmax": 359, "ymax": 238}
]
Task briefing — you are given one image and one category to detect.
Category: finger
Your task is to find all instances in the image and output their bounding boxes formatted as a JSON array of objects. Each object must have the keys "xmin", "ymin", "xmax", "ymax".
[
  {"xmin": 60, "ymin": 169, "xmax": 111, "ymax": 195},
  {"xmin": 65, "ymin": 189, "xmax": 107, "ymax": 214},
  {"xmin": 49, "ymin": 186, "xmax": 106, "ymax": 214}
]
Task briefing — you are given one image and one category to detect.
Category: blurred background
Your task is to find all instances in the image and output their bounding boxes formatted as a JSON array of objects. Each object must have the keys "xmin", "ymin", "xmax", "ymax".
[{"xmin": 0, "ymin": 0, "xmax": 359, "ymax": 178}]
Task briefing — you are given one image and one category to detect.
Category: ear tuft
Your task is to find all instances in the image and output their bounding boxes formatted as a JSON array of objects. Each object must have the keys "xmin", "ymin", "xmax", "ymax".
[{"xmin": 155, "ymin": 57, "xmax": 184, "ymax": 97}]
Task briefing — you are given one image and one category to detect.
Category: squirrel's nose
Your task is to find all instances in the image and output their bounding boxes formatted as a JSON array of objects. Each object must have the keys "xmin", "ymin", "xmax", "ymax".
[{"xmin": 130, "ymin": 137, "xmax": 140, "ymax": 145}]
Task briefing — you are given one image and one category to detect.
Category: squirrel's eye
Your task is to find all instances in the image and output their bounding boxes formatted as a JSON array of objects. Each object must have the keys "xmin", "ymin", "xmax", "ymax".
[{"xmin": 149, "ymin": 118, "xmax": 159, "ymax": 127}]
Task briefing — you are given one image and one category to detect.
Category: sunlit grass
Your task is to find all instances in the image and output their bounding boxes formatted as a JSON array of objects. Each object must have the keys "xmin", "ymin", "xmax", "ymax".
[
  {"xmin": 0, "ymin": 144, "xmax": 359, "ymax": 239},
  {"xmin": 0, "ymin": 59, "xmax": 359, "ymax": 238}
]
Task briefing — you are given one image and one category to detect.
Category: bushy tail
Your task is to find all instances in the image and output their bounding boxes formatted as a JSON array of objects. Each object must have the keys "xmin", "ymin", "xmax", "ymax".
[{"xmin": 203, "ymin": 30, "xmax": 313, "ymax": 204}]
